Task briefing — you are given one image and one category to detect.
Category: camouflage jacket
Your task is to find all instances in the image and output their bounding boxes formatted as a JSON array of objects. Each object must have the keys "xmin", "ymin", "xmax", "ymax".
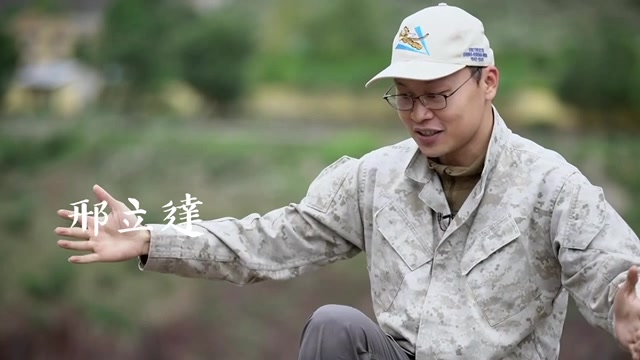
[{"xmin": 141, "ymin": 109, "xmax": 640, "ymax": 360}]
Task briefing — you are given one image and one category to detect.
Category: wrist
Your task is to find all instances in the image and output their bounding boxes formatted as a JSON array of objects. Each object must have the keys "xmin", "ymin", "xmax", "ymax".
[{"xmin": 140, "ymin": 229, "xmax": 151, "ymax": 256}]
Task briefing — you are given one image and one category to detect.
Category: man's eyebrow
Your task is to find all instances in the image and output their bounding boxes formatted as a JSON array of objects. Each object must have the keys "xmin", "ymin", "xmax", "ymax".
[{"xmin": 394, "ymin": 80, "xmax": 449, "ymax": 94}]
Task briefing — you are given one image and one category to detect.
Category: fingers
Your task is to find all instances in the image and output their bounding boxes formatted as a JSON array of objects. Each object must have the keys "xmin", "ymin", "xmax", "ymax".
[
  {"xmin": 58, "ymin": 209, "xmax": 74, "ymax": 220},
  {"xmin": 626, "ymin": 266, "xmax": 639, "ymax": 296},
  {"xmin": 68, "ymin": 253, "xmax": 101, "ymax": 264},
  {"xmin": 55, "ymin": 226, "xmax": 91, "ymax": 240},
  {"xmin": 93, "ymin": 184, "xmax": 121, "ymax": 211},
  {"xmin": 57, "ymin": 239, "xmax": 94, "ymax": 252},
  {"xmin": 57, "ymin": 209, "xmax": 96, "ymax": 228}
]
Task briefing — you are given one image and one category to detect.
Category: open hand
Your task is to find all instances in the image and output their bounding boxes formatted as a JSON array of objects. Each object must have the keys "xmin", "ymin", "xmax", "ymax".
[
  {"xmin": 614, "ymin": 266, "xmax": 640, "ymax": 359},
  {"xmin": 55, "ymin": 184, "xmax": 150, "ymax": 264}
]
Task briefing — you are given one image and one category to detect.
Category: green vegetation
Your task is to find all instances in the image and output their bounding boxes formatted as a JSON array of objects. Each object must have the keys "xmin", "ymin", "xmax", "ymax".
[
  {"xmin": 76, "ymin": 0, "xmax": 256, "ymax": 112},
  {"xmin": 554, "ymin": 16, "xmax": 640, "ymax": 130},
  {"xmin": 0, "ymin": 22, "xmax": 18, "ymax": 103},
  {"xmin": 92, "ymin": 0, "xmax": 194, "ymax": 93},
  {"xmin": 177, "ymin": 6, "xmax": 256, "ymax": 113}
]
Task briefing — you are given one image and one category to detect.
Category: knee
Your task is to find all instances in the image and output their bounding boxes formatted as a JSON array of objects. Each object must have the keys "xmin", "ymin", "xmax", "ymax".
[
  {"xmin": 307, "ymin": 304, "xmax": 367, "ymax": 330},
  {"xmin": 299, "ymin": 305, "xmax": 372, "ymax": 359}
]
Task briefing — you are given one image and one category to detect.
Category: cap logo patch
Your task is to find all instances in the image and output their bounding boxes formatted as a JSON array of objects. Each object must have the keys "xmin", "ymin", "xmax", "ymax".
[{"xmin": 395, "ymin": 26, "xmax": 430, "ymax": 55}]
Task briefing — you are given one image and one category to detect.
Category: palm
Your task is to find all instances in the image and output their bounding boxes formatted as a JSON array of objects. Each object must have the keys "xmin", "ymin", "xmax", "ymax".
[
  {"xmin": 56, "ymin": 185, "xmax": 150, "ymax": 264},
  {"xmin": 90, "ymin": 201, "xmax": 141, "ymax": 260},
  {"xmin": 615, "ymin": 297, "xmax": 640, "ymax": 344},
  {"xmin": 613, "ymin": 266, "xmax": 640, "ymax": 359}
]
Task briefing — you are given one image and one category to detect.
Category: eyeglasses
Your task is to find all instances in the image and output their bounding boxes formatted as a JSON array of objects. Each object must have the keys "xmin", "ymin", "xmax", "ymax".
[{"xmin": 383, "ymin": 68, "xmax": 481, "ymax": 111}]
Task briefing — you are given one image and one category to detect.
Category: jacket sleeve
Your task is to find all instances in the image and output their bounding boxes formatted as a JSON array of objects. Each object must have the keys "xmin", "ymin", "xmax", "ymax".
[
  {"xmin": 139, "ymin": 156, "xmax": 365, "ymax": 285},
  {"xmin": 552, "ymin": 172, "xmax": 640, "ymax": 337}
]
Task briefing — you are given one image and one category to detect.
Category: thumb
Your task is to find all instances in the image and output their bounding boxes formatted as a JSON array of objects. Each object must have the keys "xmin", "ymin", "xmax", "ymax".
[
  {"xmin": 93, "ymin": 184, "xmax": 122, "ymax": 210},
  {"xmin": 623, "ymin": 266, "xmax": 639, "ymax": 297}
]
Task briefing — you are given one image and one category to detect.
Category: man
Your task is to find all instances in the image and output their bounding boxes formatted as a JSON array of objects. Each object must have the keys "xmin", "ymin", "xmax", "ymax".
[{"xmin": 55, "ymin": 3, "xmax": 640, "ymax": 360}]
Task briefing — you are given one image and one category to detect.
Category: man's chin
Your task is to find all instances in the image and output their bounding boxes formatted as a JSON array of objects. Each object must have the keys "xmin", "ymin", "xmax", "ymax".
[{"xmin": 417, "ymin": 145, "xmax": 444, "ymax": 159}]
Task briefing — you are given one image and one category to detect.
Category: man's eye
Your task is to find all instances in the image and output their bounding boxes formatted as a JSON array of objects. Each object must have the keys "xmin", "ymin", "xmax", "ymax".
[{"xmin": 422, "ymin": 95, "xmax": 440, "ymax": 100}]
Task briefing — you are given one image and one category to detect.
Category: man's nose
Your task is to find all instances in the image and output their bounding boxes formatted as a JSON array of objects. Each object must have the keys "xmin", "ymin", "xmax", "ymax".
[{"xmin": 410, "ymin": 100, "xmax": 435, "ymax": 123}]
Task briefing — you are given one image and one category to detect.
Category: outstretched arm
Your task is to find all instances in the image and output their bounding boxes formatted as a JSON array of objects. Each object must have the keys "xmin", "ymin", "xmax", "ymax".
[
  {"xmin": 552, "ymin": 172, "xmax": 640, "ymax": 357},
  {"xmin": 56, "ymin": 156, "xmax": 366, "ymax": 285}
]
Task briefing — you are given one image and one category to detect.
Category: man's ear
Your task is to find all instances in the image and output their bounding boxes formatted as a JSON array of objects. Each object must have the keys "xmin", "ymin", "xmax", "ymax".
[{"xmin": 483, "ymin": 66, "xmax": 499, "ymax": 101}]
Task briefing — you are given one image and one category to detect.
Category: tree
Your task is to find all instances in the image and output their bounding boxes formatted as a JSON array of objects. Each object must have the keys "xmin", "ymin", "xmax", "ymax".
[
  {"xmin": 555, "ymin": 16, "xmax": 640, "ymax": 129},
  {"xmin": 89, "ymin": 0, "xmax": 195, "ymax": 107},
  {"xmin": 177, "ymin": 5, "xmax": 257, "ymax": 114},
  {"xmin": 0, "ymin": 16, "xmax": 19, "ymax": 108}
]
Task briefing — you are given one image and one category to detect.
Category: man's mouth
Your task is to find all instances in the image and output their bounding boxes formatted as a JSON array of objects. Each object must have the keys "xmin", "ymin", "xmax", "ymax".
[{"xmin": 416, "ymin": 129, "xmax": 443, "ymax": 137}]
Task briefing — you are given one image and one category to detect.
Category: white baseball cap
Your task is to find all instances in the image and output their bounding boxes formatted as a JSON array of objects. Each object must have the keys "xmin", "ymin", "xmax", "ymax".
[{"xmin": 365, "ymin": 3, "xmax": 494, "ymax": 88}]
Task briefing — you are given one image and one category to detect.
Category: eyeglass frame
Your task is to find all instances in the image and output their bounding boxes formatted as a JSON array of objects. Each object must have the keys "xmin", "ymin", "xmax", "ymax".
[{"xmin": 383, "ymin": 67, "xmax": 482, "ymax": 111}]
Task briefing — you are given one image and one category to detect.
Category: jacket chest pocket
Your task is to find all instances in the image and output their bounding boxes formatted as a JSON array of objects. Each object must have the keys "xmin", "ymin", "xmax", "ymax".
[
  {"xmin": 461, "ymin": 215, "xmax": 541, "ymax": 326},
  {"xmin": 369, "ymin": 202, "xmax": 433, "ymax": 312}
]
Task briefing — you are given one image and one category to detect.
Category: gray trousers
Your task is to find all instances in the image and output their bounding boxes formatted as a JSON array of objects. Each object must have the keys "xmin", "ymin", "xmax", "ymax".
[{"xmin": 298, "ymin": 304, "xmax": 414, "ymax": 360}]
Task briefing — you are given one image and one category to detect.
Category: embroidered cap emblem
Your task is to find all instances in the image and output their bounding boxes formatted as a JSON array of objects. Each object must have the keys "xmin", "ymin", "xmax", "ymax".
[{"xmin": 396, "ymin": 26, "xmax": 430, "ymax": 55}]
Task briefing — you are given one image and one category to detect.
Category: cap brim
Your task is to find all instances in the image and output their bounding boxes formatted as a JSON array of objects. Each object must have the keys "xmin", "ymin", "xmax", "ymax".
[{"xmin": 365, "ymin": 61, "xmax": 466, "ymax": 88}]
